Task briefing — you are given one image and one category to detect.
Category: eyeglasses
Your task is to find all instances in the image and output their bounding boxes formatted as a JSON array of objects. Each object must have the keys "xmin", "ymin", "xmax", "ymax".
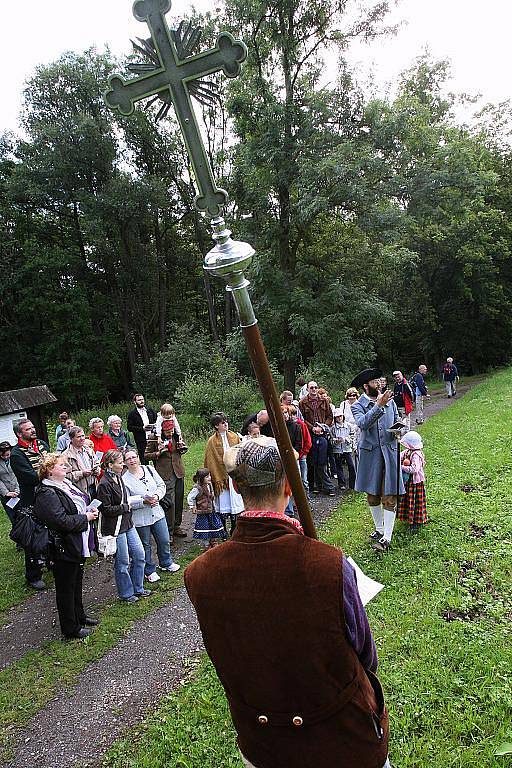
[{"xmin": 347, "ymin": 393, "xmax": 357, "ymax": 398}]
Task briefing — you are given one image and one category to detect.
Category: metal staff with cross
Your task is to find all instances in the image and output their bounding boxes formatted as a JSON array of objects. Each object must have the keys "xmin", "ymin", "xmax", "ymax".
[
  {"xmin": 105, "ymin": 0, "xmax": 316, "ymax": 538},
  {"xmin": 105, "ymin": 0, "xmax": 245, "ymax": 217}
]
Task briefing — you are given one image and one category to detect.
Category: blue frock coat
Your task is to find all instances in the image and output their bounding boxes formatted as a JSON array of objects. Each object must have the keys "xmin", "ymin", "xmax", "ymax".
[{"xmin": 351, "ymin": 394, "xmax": 405, "ymax": 496}]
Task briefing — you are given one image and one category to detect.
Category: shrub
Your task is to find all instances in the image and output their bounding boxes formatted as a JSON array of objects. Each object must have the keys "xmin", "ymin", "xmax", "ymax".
[
  {"xmin": 134, "ymin": 323, "xmax": 214, "ymax": 402},
  {"xmin": 174, "ymin": 354, "xmax": 260, "ymax": 432}
]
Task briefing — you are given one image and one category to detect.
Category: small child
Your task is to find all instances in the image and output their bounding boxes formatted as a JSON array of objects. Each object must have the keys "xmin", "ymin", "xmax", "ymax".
[
  {"xmin": 187, "ymin": 468, "xmax": 227, "ymax": 548},
  {"xmin": 398, "ymin": 431, "xmax": 427, "ymax": 532},
  {"xmin": 155, "ymin": 403, "xmax": 182, "ymax": 439},
  {"xmin": 330, "ymin": 408, "xmax": 356, "ymax": 490},
  {"xmin": 242, "ymin": 421, "xmax": 261, "ymax": 441}
]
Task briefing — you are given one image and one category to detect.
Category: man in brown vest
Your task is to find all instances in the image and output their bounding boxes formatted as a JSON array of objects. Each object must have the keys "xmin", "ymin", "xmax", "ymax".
[{"xmin": 185, "ymin": 438, "xmax": 390, "ymax": 768}]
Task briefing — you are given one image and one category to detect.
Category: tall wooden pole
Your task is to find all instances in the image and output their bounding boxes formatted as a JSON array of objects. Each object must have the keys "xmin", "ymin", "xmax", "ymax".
[
  {"xmin": 204, "ymin": 217, "xmax": 316, "ymax": 538},
  {"xmin": 242, "ymin": 324, "xmax": 317, "ymax": 538}
]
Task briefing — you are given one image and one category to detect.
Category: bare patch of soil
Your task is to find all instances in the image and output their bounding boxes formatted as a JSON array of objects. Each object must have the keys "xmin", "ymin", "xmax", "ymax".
[{"xmin": 469, "ymin": 523, "xmax": 487, "ymax": 538}]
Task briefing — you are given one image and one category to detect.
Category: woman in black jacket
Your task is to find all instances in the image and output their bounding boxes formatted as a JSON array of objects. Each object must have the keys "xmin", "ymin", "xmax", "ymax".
[
  {"xmin": 95, "ymin": 449, "xmax": 148, "ymax": 603},
  {"xmin": 34, "ymin": 454, "xmax": 99, "ymax": 639}
]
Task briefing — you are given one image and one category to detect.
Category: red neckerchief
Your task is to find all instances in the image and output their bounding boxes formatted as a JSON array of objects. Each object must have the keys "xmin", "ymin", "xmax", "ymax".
[
  {"xmin": 18, "ymin": 437, "xmax": 39, "ymax": 452},
  {"xmin": 240, "ymin": 509, "xmax": 304, "ymax": 534}
]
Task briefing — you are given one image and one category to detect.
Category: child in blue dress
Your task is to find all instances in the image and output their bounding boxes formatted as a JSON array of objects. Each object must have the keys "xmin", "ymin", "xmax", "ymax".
[{"xmin": 187, "ymin": 468, "xmax": 226, "ymax": 548}]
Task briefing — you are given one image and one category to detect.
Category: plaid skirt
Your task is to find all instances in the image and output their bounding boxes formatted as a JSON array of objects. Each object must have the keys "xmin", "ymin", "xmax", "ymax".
[{"xmin": 398, "ymin": 479, "xmax": 428, "ymax": 525}]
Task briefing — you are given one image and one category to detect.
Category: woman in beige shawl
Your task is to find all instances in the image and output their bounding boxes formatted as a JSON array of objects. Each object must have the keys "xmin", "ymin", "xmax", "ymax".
[{"xmin": 204, "ymin": 412, "xmax": 243, "ymax": 535}]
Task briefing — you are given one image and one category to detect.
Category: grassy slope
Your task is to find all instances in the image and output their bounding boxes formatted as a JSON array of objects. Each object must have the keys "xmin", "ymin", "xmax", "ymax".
[{"xmin": 104, "ymin": 369, "xmax": 512, "ymax": 768}]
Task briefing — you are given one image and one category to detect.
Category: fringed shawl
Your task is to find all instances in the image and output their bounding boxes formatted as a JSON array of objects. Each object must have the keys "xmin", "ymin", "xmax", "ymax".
[{"xmin": 204, "ymin": 430, "xmax": 240, "ymax": 497}]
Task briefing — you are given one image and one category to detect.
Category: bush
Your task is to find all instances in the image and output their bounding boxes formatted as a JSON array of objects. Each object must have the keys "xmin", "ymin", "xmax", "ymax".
[
  {"xmin": 174, "ymin": 354, "xmax": 260, "ymax": 432},
  {"xmin": 134, "ymin": 323, "xmax": 214, "ymax": 402}
]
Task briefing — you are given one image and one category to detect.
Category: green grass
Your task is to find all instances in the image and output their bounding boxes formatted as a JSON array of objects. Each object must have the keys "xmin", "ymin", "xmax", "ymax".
[{"xmin": 102, "ymin": 369, "xmax": 512, "ymax": 768}]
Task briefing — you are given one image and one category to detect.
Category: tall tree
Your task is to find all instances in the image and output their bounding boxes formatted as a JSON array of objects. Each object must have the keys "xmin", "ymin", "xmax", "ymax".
[{"xmin": 222, "ymin": 0, "xmax": 392, "ymax": 388}]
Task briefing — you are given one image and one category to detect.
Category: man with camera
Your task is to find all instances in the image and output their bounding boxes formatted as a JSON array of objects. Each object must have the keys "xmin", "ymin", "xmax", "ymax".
[
  {"xmin": 299, "ymin": 381, "xmax": 335, "ymax": 495},
  {"xmin": 10, "ymin": 419, "xmax": 50, "ymax": 589},
  {"xmin": 351, "ymin": 369, "xmax": 405, "ymax": 553},
  {"xmin": 144, "ymin": 419, "xmax": 186, "ymax": 540}
]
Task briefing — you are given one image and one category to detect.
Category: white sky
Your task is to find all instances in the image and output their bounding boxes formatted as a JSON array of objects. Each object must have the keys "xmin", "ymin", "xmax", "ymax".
[{"xmin": 1, "ymin": 0, "xmax": 511, "ymax": 134}]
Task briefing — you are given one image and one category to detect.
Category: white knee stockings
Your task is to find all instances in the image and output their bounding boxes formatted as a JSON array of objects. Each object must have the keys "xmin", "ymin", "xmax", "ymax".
[
  {"xmin": 370, "ymin": 505, "xmax": 384, "ymax": 535},
  {"xmin": 370, "ymin": 505, "xmax": 396, "ymax": 542},
  {"xmin": 383, "ymin": 508, "xmax": 396, "ymax": 542}
]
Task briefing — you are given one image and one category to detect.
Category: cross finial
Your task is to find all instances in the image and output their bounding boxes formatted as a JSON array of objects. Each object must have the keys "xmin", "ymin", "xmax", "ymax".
[{"xmin": 105, "ymin": 0, "xmax": 247, "ymax": 218}]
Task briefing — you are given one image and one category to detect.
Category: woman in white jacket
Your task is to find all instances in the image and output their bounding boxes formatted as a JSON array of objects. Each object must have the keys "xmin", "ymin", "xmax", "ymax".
[{"xmin": 122, "ymin": 448, "xmax": 180, "ymax": 582}]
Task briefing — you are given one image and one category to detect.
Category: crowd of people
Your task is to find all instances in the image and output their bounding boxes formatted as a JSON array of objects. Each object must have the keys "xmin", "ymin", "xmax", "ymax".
[{"xmin": 0, "ymin": 357, "xmax": 458, "ymax": 640}]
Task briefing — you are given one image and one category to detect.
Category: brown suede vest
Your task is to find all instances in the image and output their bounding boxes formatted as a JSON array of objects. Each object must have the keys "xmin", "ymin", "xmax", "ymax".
[
  {"xmin": 195, "ymin": 482, "xmax": 214, "ymax": 513},
  {"xmin": 185, "ymin": 516, "xmax": 389, "ymax": 768}
]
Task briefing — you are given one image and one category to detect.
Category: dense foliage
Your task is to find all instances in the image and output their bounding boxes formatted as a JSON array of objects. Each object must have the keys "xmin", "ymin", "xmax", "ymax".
[{"xmin": 1, "ymin": 2, "xmax": 511, "ymax": 406}]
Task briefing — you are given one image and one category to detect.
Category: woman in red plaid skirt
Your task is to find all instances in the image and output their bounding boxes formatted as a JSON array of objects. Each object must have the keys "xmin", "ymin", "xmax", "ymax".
[{"xmin": 398, "ymin": 431, "xmax": 427, "ymax": 532}]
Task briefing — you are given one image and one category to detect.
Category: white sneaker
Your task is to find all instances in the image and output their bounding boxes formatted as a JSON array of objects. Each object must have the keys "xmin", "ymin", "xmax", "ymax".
[
  {"xmin": 160, "ymin": 562, "xmax": 180, "ymax": 573},
  {"xmin": 146, "ymin": 572, "xmax": 161, "ymax": 583}
]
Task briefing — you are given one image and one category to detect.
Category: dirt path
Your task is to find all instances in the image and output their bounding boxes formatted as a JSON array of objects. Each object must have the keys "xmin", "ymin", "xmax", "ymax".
[
  {"xmin": 0, "ymin": 378, "xmax": 483, "ymax": 767},
  {"xmin": 0, "ymin": 536, "xmax": 192, "ymax": 672},
  {"xmin": 5, "ymin": 587, "xmax": 203, "ymax": 768}
]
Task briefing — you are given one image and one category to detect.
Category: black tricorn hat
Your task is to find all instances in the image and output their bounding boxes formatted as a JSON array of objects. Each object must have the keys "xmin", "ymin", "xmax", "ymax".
[{"xmin": 351, "ymin": 368, "xmax": 383, "ymax": 389}]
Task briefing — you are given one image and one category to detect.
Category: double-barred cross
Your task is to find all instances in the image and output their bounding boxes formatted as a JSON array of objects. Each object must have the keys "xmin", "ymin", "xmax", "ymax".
[{"xmin": 105, "ymin": 0, "xmax": 247, "ymax": 218}]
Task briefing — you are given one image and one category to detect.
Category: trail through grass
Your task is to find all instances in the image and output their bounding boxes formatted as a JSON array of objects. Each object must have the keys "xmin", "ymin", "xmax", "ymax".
[{"xmin": 103, "ymin": 369, "xmax": 512, "ymax": 768}]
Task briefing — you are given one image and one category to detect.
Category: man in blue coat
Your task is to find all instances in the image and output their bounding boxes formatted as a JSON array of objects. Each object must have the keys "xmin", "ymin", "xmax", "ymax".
[{"xmin": 351, "ymin": 369, "xmax": 405, "ymax": 553}]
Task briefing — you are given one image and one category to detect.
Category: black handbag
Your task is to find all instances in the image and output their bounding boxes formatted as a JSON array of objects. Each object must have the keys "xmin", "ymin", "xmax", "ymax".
[{"xmin": 9, "ymin": 507, "xmax": 50, "ymax": 556}]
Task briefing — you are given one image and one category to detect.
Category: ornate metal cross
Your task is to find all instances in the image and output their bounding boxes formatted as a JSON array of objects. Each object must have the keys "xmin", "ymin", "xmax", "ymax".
[
  {"xmin": 105, "ymin": 0, "xmax": 317, "ymax": 539},
  {"xmin": 105, "ymin": 0, "xmax": 246, "ymax": 218}
]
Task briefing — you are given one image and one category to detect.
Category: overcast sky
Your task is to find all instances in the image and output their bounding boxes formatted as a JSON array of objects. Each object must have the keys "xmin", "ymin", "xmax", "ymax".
[{"xmin": 1, "ymin": 0, "xmax": 510, "ymax": 134}]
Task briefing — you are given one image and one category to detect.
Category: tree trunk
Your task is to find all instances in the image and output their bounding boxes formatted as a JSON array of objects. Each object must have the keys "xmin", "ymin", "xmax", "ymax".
[
  {"xmin": 121, "ymin": 317, "xmax": 136, "ymax": 384},
  {"xmin": 192, "ymin": 210, "xmax": 219, "ymax": 342},
  {"xmin": 283, "ymin": 357, "xmax": 296, "ymax": 393},
  {"xmin": 154, "ymin": 211, "xmax": 167, "ymax": 350},
  {"xmin": 224, "ymin": 289, "xmax": 232, "ymax": 335}
]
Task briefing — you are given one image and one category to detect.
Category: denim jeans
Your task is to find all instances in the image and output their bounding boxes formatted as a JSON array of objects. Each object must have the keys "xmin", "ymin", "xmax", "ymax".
[
  {"xmin": 136, "ymin": 516, "xmax": 173, "ymax": 575},
  {"xmin": 415, "ymin": 395, "xmax": 424, "ymax": 423},
  {"xmin": 313, "ymin": 463, "xmax": 335, "ymax": 493},
  {"xmin": 114, "ymin": 526, "xmax": 146, "ymax": 599},
  {"xmin": 334, "ymin": 452, "xmax": 356, "ymax": 489},
  {"xmin": 298, "ymin": 456, "xmax": 309, "ymax": 493}
]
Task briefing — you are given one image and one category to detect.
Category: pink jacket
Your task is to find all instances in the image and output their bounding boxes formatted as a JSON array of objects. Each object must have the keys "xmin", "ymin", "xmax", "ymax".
[{"xmin": 402, "ymin": 449, "xmax": 425, "ymax": 484}]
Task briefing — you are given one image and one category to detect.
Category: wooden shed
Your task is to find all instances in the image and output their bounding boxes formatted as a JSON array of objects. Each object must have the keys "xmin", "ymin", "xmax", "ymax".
[{"xmin": 0, "ymin": 386, "xmax": 57, "ymax": 446}]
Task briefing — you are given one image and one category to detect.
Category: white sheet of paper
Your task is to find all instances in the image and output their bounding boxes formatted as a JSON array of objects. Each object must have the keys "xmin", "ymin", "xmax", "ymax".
[
  {"xmin": 95, "ymin": 451, "xmax": 104, "ymax": 460},
  {"xmin": 87, "ymin": 499, "xmax": 102, "ymax": 511},
  {"xmin": 6, "ymin": 497, "xmax": 20, "ymax": 509},
  {"xmin": 346, "ymin": 556, "xmax": 384, "ymax": 606},
  {"xmin": 128, "ymin": 495, "xmax": 143, "ymax": 506}
]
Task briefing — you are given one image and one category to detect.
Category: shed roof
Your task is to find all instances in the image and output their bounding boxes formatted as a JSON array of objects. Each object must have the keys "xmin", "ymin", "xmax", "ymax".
[{"xmin": 0, "ymin": 386, "xmax": 57, "ymax": 416}]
